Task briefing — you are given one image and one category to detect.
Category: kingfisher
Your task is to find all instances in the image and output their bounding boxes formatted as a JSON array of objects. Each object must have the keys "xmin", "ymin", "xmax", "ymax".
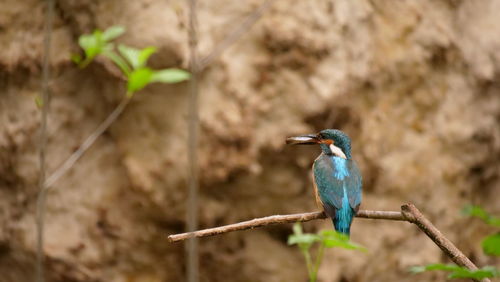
[{"xmin": 286, "ymin": 129, "xmax": 362, "ymax": 236}]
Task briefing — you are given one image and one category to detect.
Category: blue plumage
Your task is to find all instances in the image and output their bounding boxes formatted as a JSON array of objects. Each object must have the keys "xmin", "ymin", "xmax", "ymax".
[
  {"xmin": 313, "ymin": 154, "xmax": 362, "ymax": 235},
  {"xmin": 287, "ymin": 129, "xmax": 363, "ymax": 236}
]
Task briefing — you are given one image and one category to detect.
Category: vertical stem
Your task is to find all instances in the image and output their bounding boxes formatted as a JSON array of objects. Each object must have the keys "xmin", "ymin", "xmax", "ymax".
[
  {"xmin": 187, "ymin": 0, "xmax": 200, "ymax": 281},
  {"xmin": 312, "ymin": 243, "xmax": 325, "ymax": 282},
  {"xmin": 302, "ymin": 249, "xmax": 314, "ymax": 282},
  {"xmin": 36, "ymin": 0, "xmax": 54, "ymax": 281}
]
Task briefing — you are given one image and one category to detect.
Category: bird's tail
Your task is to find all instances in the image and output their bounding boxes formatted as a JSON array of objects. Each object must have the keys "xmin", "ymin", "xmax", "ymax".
[
  {"xmin": 324, "ymin": 203, "xmax": 354, "ymax": 236},
  {"xmin": 333, "ymin": 202, "xmax": 355, "ymax": 236},
  {"xmin": 332, "ymin": 217, "xmax": 351, "ymax": 236}
]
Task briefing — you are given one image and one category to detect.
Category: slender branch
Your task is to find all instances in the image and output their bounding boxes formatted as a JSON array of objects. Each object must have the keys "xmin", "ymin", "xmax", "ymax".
[
  {"xmin": 36, "ymin": 5, "xmax": 130, "ymax": 279},
  {"xmin": 43, "ymin": 97, "xmax": 130, "ymax": 188},
  {"xmin": 168, "ymin": 210, "xmax": 404, "ymax": 242},
  {"xmin": 167, "ymin": 203, "xmax": 488, "ymax": 282},
  {"xmin": 187, "ymin": 0, "xmax": 200, "ymax": 281},
  {"xmin": 401, "ymin": 204, "xmax": 477, "ymax": 270},
  {"xmin": 35, "ymin": 96, "xmax": 129, "ymax": 281},
  {"xmin": 36, "ymin": 0, "xmax": 54, "ymax": 281},
  {"xmin": 198, "ymin": 0, "xmax": 274, "ymax": 71}
]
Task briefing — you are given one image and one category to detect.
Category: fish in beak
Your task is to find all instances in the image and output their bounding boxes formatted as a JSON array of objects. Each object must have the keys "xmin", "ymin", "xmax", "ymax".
[{"xmin": 285, "ymin": 134, "xmax": 319, "ymax": 145}]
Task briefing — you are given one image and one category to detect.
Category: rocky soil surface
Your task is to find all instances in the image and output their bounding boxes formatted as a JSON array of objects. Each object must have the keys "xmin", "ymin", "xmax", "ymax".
[{"xmin": 0, "ymin": 0, "xmax": 499, "ymax": 281}]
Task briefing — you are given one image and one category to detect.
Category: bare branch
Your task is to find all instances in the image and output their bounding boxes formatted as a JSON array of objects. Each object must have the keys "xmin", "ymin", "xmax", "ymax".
[
  {"xmin": 198, "ymin": 0, "xmax": 274, "ymax": 71},
  {"xmin": 36, "ymin": 95, "xmax": 129, "ymax": 281},
  {"xmin": 43, "ymin": 97, "xmax": 130, "ymax": 188},
  {"xmin": 167, "ymin": 203, "xmax": 489, "ymax": 282},
  {"xmin": 401, "ymin": 204, "xmax": 478, "ymax": 271},
  {"xmin": 168, "ymin": 210, "xmax": 406, "ymax": 242}
]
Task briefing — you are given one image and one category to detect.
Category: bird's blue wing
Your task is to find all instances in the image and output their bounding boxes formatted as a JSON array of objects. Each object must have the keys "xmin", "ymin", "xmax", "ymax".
[
  {"xmin": 313, "ymin": 154, "xmax": 362, "ymax": 210},
  {"xmin": 346, "ymin": 160, "xmax": 362, "ymax": 209}
]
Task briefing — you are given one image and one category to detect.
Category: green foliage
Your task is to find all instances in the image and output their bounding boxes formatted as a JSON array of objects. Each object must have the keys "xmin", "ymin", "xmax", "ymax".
[
  {"xmin": 318, "ymin": 230, "xmax": 366, "ymax": 251},
  {"xmin": 410, "ymin": 264, "xmax": 499, "ymax": 279},
  {"xmin": 482, "ymin": 233, "xmax": 500, "ymax": 256},
  {"xmin": 151, "ymin": 69, "xmax": 191, "ymax": 84},
  {"xmin": 73, "ymin": 26, "xmax": 190, "ymax": 97},
  {"xmin": 288, "ymin": 223, "xmax": 366, "ymax": 282},
  {"xmin": 463, "ymin": 205, "xmax": 500, "ymax": 257},
  {"xmin": 127, "ymin": 68, "xmax": 154, "ymax": 95},
  {"xmin": 288, "ymin": 223, "xmax": 320, "ymax": 251},
  {"xmin": 462, "ymin": 205, "xmax": 500, "ymax": 227},
  {"xmin": 102, "ymin": 26, "xmax": 126, "ymax": 41},
  {"xmin": 118, "ymin": 45, "xmax": 155, "ymax": 69},
  {"xmin": 411, "ymin": 205, "xmax": 500, "ymax": 279},
  {"xmin": 73, "ymin": 27, "xmax": 124, "ymax": 67}
]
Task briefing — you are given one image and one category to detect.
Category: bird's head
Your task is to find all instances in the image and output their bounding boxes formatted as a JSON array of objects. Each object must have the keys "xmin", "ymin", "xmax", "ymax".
[{"xmin": 286, "ymin": 129, "xmax": 352, "ymax": 159}]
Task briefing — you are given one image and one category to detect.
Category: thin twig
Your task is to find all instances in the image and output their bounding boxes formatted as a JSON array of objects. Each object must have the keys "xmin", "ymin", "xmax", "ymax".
[
  {"xmin": 187, "ymin": 0, "xmax": 200, "ymax": 281},
  {"xmin": 168, "ymin": 204, "xmax": 488, "ymax": 282},
  {"xmin": 198, "ymin": 0, "xmax": 274, "ymax": 71},
  {"xmin": 43, "ymin": 97, "xmax": 130, "ymax": 188},
  {"xmin": 36, "ymin": 0, "xmax": 54, "ymax": 281},
  {"xmin": 35, "ymin": 97, "xmax": 129, "ymax": 280}
]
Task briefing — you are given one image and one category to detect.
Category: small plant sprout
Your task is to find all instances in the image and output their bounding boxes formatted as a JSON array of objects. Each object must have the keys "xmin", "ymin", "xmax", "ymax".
[
  {"xmin": 72, "ymin": 25, "xmax": 190, "ymax": 97},
  {"xmin": 288, "ymin": 223, "xmax": 366, "ymax": 282},
  {"xmin": 72, "ymin": 26, "xmax": 126, "ymax": 68},
  {"xmin": 410, "ymin": 205, "xmax": 500, "ymax": 280},
  {"xmin": 462, "ymin": 205, "xmax": 500, "ymax": 228}
]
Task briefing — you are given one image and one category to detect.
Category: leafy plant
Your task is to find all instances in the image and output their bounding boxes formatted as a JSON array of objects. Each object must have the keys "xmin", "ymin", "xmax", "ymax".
[
  {"xmin": 72, "ymin": 25, "xmax": 190, "ymax": 97},
  {"xmin": 72, "ymin": 26, "xmax": 125, "ymax": 68},
  {"xmin": 461, "ymin": 205, "xmax": 500, "ymax": 257},
  {"xmin": 410, "ymin": 205, "xmax": 500, "ymax": 279},
  {"xmin": 410, "ymin": 264, "xmax": 499, "ymax": 280},
  {"xmin": 462, "ymin": 205, "xmax": 500, "ymax": 227},
  {"xmin": 482, "ymin": 233, "xmax": 500, "ymax": 256},
  {"xmin": 288, "ymin": 223, "xmax": 366, "ymax": 282}
]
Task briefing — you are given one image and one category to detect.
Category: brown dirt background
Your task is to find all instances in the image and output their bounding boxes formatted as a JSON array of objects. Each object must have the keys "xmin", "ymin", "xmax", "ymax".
[{"xmin": 1, "ymin": 0, "xmax": 499, "ymax": 281}]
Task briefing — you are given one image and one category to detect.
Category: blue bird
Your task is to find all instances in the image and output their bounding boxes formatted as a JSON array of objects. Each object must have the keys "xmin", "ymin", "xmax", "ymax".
[{"xmin": 287, "ymin": 129, "xmax": 362, "ymax": 236}]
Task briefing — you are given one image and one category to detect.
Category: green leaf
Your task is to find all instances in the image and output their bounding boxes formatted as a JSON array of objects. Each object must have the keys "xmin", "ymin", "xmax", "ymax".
[
  {"xmin": 288, "ymin": 234, "xmax": 321, "ymax": 246},
  {"xmin": 78, "ymin": 34, "xmax": 96, "ymax": 50},
  {"xmin": 410, "ymin": 264, "xmax": 461, "ymax": 274},
  {"xmin": 102, "ymin": 49, "xmax": 131, "ymax": 76},
  {"xmin": 127, "ymin": 67, "xmax": 153, "ymax": 95},
  {"xmin": 78, "ymin": 34, "xmax": 100, "ymax": 59},
  {"xmin": 151, "ymin": 68, "xmax": 191, "ymax": 84},
  {"xmin": 118, "ymin": 44, "xmax": 141, "ymax": 69},
  {"xmin": 138, "ymin": 47, "xmax": 157, "ymax": 68},
  {"xmin": 462, "ymin": 205, "xmax": 500, "ymax": 227},
  {"xmin": 410, "ymin": 264, "xmax": 499, "ymax": 279},
  {"xmin": 288, "ymin": 223, "xmax": 320, "ymax": 252},
  {"xmin": 319, "ymin": 230, "xmax": 348, "ymax": 240},
  {"xmin": 448, "ymin": 266, "xmax": 499, "ymax": 279},
  {"xmin": 319, "ymin": 230, "xmax": 367, "ymax": 252},
  {"xmin": 102, "ymin": 26, "xmax": 125, "ymax": 41},
  {"xmin": 71, "ymin": 54, "xmax": 82, "ymax": 65},
  {"xmin": 482, "ymin": 233, "xmax": 500, "ymax": 256}
]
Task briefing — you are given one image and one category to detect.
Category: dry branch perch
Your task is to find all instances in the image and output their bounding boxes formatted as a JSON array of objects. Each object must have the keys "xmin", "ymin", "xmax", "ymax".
[
  {"xmin": 168, "ymin": 209, "xmax": 406, "ymax": 242},
  {"xmin": 168, "ymin": 203, "xmax": 489, "ymax": 282}
]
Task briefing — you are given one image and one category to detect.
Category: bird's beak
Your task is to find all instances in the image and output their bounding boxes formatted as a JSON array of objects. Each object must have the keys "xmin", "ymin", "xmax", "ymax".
[{"xmin": 286, "ymin": 134, "xmax": 319, "ymax": 145}]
